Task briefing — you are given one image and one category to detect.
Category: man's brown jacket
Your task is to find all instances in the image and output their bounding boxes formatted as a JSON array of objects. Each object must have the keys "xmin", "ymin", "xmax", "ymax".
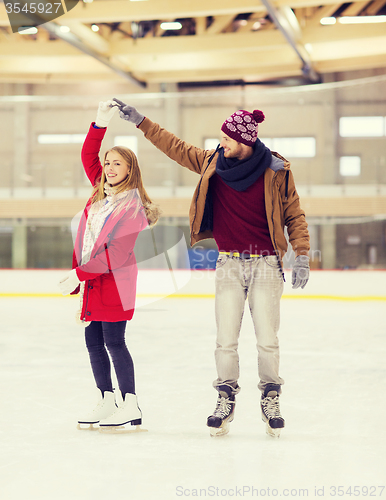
[{"xmin": 138, "ymin": 118, "xmax": 310, "ymax": 266}]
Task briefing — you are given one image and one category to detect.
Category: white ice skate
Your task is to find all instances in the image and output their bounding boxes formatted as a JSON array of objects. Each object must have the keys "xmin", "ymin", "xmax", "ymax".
[
  {"xmin": 77, "ymin": 389, "xmax": 117, "ymax": 431},
  {"xmin": 99, "ymin": 393, "xmax": 147, "ymax": 434}
]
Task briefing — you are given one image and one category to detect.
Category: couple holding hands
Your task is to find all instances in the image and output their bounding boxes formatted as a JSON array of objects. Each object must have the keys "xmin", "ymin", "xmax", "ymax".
[{"xmin": 59, "ymin": 98, "xmax": 310, "ymax": 437}]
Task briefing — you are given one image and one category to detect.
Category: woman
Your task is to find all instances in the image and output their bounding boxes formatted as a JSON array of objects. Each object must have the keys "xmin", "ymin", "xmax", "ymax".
[{"xmin": 58, "ymin": 101, "xmax": 160, "ymax": 432}]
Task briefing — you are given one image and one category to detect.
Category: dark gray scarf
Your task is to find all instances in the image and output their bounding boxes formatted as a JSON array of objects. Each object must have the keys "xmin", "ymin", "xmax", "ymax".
[{"xmin": 215, "ymin": 138, "xmax": 272, "ymax": 192}]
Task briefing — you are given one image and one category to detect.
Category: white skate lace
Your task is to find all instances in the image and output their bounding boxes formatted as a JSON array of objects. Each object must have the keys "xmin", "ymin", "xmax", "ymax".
[
  {"xmin": 213, "ymin": 397, "xmax": 234, "ymax": 419},
  {"xmin": 261, "ymin": 395, "xmax": 282, "ymax": 419}
]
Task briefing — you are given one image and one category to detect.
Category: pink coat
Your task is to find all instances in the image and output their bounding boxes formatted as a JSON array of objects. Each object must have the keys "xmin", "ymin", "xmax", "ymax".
[{"xmin": 71, "ymin": 123, "xmax": 147, "ymax": 322}]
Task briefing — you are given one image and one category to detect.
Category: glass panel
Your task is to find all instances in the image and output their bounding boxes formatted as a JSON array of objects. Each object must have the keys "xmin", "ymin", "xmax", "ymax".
[
  {"xmin": 339, "ymin": 117, "xmax": 384, "ymax": 137},
  {"xmin": 114, "ymin": 136, "xmax": 138, "ymax": 155},
  {"xmin": 38, "ymin": 134, "xmax": 86, "ymax": 144},
  {"xmin": 204, "ymin": 138, "xmax": 219, "ymax": 150},
  {"xmin": 340, "ymin": 156, "xmax": 361, "ymax": 176},
  {"xmin": 265, "ymin": 137, "xmax": 316, "ymax": 157}
]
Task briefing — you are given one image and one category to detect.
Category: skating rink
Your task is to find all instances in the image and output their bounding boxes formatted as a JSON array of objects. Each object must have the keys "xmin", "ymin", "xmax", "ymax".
[{"xmin": 0, "ymin": 269, "xmax": 385, "ymax": 500}]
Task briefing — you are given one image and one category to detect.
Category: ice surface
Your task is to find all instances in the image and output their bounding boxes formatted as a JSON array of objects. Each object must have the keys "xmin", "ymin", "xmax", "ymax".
[{"xmin": 0, "ymin": 270, "xmax": 385, "ymax": 499}]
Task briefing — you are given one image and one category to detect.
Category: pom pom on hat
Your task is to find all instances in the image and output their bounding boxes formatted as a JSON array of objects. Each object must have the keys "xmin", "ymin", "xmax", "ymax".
[
  {"xmin": 221, "ymin": 109, "xmax": 265, "ymax": 146},
  {"xmin": 252, "ymin": 110, "xmax": 265, "ymax": 124}
]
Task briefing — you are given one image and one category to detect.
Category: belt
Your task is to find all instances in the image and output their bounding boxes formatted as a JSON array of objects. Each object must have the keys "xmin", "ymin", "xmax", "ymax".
[{"xmin": 219, "ymin": 251, "xmax": 260, "ymax": 260}]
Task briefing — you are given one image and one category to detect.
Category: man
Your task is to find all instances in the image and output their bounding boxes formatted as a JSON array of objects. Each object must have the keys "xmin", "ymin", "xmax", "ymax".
[{"xmin": 113, "ymin": 99, "xmax": 310, "ymax": 438}]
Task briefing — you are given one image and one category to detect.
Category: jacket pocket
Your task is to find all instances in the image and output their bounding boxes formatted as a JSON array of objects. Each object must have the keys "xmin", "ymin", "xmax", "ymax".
[{"xmin": 100, "ymin": 274, "xmax": 122, "ymax": 307}]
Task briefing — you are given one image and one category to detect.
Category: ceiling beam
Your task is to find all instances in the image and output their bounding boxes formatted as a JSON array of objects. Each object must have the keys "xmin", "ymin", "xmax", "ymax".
[
  {"xmin": 205, "ymin": 15, "xmax": 235, "ymax": 35},
  {"xmin": 195, "ymin": 17, "xmax": 207, "ymax": 36},
  {"xmin": 1, "ymin": 49, "xmax": 385, "ymax": 85},
  {"xmin": 0, "ymin": 0, "xmax": 385, "ymax": 86},
  {"xmin": 2, "ymin": 23, "xmax": 385, "ymax": 59},
  {"xmin": 365, "ymin": 0, "xmax": 386, "ymax": 14},
  {"xmin": 110, "ymin": 31, "xmax": 286, "ymax": 56},
  {"xmin": 341, "ymin": 1, "xmax": 370, "ymax": 16},
  {"xmin": 303, "ymin": 22, "xmax": 386, "ymax": 43},
  {"xmin": 134, "ymin": 65, "xmax": 304, "ymax": 84},
  {"xmin": 274, "ymin": 0, "xmax": 372, "ymax": 8},
  {"xmin": 54, "ymin": 20, "xmax": 110, "ymax": 55},
  {"xmin": 2, "ymin": 27, "xmax": 385, "ymax": 81},
  {"xmin": 250, "ymin": 0, "xmax": 321, "ymax": 81},
  {"xmin": 306, "ymin": 4, "xmax": 342, "ymax": 28},
  {"xmin": 0, "ymin": 0, "xmax": 373, "ymax": 26},
  {"xmin": 0, "ymin": 5, "xmax": 145, "ymax": 86},
  {"xmin": 1, "ymin": 48, "xmax": 385, "ymax": 84},
  {"xmin": 41, "ymin": 22, "xmax": 146, "ymax": 87}
]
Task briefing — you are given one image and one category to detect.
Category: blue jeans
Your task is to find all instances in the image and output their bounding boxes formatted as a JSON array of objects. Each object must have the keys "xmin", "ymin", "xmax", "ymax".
[
  {"xmin": 85, "ymin": 321, "xmax": 135, "ymax": 397},
  {"xmin": 213, "ymin": 254, "xmax": 284, "ymax": 395}
]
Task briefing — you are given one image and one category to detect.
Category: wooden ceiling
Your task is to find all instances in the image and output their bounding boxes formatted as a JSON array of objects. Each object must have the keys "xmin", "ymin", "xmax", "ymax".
[{"xmin": 0, "ymin": 0, "xmax": 385, "ymax": 87}]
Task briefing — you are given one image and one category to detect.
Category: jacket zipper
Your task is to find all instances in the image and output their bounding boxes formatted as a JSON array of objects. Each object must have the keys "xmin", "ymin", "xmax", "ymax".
[
  {"xmin": 104, "ymin": 243, "xmax": 112, "ymax": 271},
  {"xmin": 284, "ymin": 170, "xmax": 289, "ymax": 201},
  {"xmin": 271, "ymin": 171, "xmax": 285, "ymax": 282},
  {"xmin": 81, "ymin": 281, "xmax": 90, "ymax": 322}
]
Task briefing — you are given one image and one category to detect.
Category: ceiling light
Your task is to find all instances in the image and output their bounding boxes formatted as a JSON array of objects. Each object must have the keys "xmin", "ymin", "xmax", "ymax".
[
  {"xmin": 320, "ymin": 17, "xmax": 336, "ymax": 25},
  {"xmin": 60, "ymin": 26, "xmax": 71, "ymax": 33},
  {"xmin": 160, "ymin": 22, "xmax": 182, "ymax": 30},
  {"xmin": 91, "ymin": 24, "xmax": 99, "ymax": 32},
  {"xmin": 18, "ymin": 27, "xmax": 38, "ymax": 35},
  {"xmin": 338, "ymin": 15, "xmax": 386, "ymax": 24}
]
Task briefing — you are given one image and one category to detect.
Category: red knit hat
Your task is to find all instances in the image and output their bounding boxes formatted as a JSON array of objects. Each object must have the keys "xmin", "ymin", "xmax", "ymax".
[{"xmin": 221, "ymin": 109, "xmax": 265, "ymax": 146}]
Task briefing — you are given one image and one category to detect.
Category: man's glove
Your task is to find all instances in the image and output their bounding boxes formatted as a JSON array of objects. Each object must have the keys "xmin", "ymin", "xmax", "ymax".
[
  {"xmin": 113, "ymin": 98, "xmax": 145, "ymax": 126},
  {"xmin": 291, "ymin": 255, "xmax": 310, "ymax": 289},
  {"xmin": 95, "ymin": 100, "xmax": 118, "ymax": 128},
  {"xmin": 58, "ymin": 269, "xmax": 81, "ymax": 296}
]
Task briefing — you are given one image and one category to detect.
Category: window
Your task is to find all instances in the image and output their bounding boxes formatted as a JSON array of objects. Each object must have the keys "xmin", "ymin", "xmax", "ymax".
[
  {"xmin": 260, "ymin": 137, "xmax": 316, "ymax": 158},
  {"xmin": 339, "ymin": 117, "xmax": 385, "ymax": 137},
  {"xmin": 38, "ymin": 134, "xmax": 86, "ymax": 144},
  {"xmin": 114, "ymin": 136, "xmax": 138, "ymax": 155},
  {"xmin": 339, "ymin": 156, "xmax": 361, "ymax": 176},
  {"xmin": 204, "ymin": 138, "xmax": 220, "ymax": 150}
]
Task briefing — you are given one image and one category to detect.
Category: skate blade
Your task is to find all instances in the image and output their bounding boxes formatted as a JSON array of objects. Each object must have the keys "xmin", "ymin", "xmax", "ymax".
[
  {"xmin": 261, "ymin": 414, "xmax": 283, "ymax": 438},
  {"xmin": 99, "ymin": 424, "xmax": 148, "ymax": 434},
  {"xmin": 77, "ymin": 423, "xmax": 99, "ymax": 431},
  {"xmin": 265, "ymin": 423, "xmax": 281, "ymax": 438},
  {"xmin": 209, "ymin": 422, "xmax": 230, "ymax": 437}
]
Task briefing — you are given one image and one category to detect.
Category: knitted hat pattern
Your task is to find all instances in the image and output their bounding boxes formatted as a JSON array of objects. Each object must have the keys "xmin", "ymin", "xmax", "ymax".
[{"xmin": 221, "ymin": 109, "xmax": 265, "ymax": 146}]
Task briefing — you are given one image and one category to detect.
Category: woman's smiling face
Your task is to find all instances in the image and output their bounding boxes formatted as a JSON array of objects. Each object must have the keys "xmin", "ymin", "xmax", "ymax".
[{"xmin": 104, "ymin": 150, "xmax": 130, "ymax": 186}]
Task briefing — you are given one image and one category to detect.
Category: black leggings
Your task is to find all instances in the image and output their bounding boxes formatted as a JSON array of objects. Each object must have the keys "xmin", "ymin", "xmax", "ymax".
[{"xmin": 85, "ymin": 321, "xmax": 135, "ymax": 397}]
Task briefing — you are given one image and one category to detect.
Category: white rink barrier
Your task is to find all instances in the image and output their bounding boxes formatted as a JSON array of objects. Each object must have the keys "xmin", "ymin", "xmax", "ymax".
[{"xmin": 0, "ymin": 269, "xmax": 385, "ymax": 302}]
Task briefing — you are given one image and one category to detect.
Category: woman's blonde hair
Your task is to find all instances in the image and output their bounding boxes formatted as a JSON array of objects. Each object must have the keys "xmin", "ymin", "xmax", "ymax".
[{"xmin": 91, "ymin": 146, "xmax": 161, "ymax": 226}]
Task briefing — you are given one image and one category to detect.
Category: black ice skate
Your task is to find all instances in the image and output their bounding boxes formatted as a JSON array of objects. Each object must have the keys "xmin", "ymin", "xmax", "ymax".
[
  {"xmin": 260, "ymin": 387, "xmax": 285, "ymax": 438},
  {"xmin": 207, "ymin": 389, "xmax": 235, "ymax": 437}
]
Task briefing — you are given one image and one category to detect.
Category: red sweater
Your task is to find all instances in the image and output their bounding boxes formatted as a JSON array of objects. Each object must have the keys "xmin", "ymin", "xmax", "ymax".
[{"xmin": 211, "ymin": 172, "xmax": 275, "ymax": 255}]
